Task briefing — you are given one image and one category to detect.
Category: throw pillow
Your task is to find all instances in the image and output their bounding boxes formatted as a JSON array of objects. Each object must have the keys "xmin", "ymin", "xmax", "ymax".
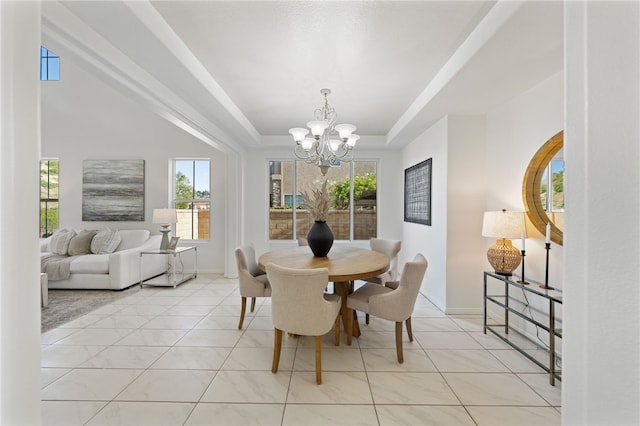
[
  {"xmin": 49, "ymin": 229, "xmax": 76, "ymax": 255},
  {"xmin": 90, "ymin": 228, "xmax": 122, "ymax": 254},
  {"xmin": 67, "ymin": 230, "xmax": 97, "ymax": 256}
]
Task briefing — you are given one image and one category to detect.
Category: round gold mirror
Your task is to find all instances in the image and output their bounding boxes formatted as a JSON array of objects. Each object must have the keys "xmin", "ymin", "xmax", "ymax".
[{"xmin": 522, "ymin": 130, "xmax": 564, "ymax": 245}]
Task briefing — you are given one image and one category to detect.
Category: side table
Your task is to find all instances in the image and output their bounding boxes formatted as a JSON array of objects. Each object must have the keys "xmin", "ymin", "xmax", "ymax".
[
  {"xmin": 140, "ymin": 246, "xmax": 197, "ymax": 288},
  {"xmin": 483, "ymin": 271, "xmax": 562, "ymax": 385}
]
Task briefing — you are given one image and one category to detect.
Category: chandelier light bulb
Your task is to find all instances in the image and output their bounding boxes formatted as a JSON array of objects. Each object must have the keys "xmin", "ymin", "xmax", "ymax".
[
  {"xmin": 346, "ymin": 134, "xmax": 360, "ymax": 148},
  {"xmin": 328, "ymin": 139, "xmax": 342, "ymax": 152},
  {"xmin": 334, "ymin": 123, "xmax": 356, "ymax": 141},
  {"xmin": 289, "ymin": 127, "xmax": 309, "ymax": 143},
  {"xmin": 307, "ymin": 120, "xmax": 329, "ymax": 139},
  {"xmin": 300, "ymin": 137, "xmax": 315, "ymax": 151}
]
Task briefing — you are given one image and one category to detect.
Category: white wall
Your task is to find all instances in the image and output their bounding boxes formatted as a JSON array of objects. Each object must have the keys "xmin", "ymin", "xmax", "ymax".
[
  {"xmin": 446, "ymin": 115, "xmax": 488, "ymax": 314},
  {"xmin": 564, "ymin": 2, "xmax": 640, "ymax": 424},
  {"xmin": 0, "ymin": 2, "xmax": 42, "ymax": 423},
  {"xmin": 402, "ymin": 117, "xmax": 449, "ymax": 310},
  {"xmin": 401, "ymin": 115, "xmax": 488, "ymax": 313},
  {"xmin": 401, "ymin": 72, "xmax": 563, "ymax": 314},
  {"xmin": 486, "ymin": 71, "xmax": 564, "ymax": 287},
  {"xmin": 41, "ymin": 59, "xmax": 228, "ymax": 274}
]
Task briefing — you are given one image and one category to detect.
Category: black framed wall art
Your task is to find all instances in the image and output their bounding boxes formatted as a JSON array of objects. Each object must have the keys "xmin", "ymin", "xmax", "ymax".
[{"xmin": 404, "ymin": 158, "xmax": 432, "ymax": 226}]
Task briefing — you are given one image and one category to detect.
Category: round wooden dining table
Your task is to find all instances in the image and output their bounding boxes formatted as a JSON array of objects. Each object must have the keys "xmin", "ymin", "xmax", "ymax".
[{"xmin": 258, "ymin": 245, "xmax": 389, "ymax": 338}]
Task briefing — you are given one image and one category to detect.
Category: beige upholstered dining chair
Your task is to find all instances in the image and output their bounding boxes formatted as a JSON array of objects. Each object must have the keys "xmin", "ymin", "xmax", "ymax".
[
  {"xmin": 362, "ymin": 238, "xmax": 402, "ymax": 324},
  {"xmin": 346, "ymin": 254, "xmax": 428, "ymax": 363},
  {"xmin": 366, "ymin": 238, "xmax": 402, "ymax": 285},
  {"xmin": 234, "ymin": 243, "xmax": 271, "ymax": 330},
  {"xmin": 266, "ymin": 263, "xmax": 341, "ymax": 385},
  {"xmin": 297, "ymin": 237, "xmax": 309, "ymax": 246}
]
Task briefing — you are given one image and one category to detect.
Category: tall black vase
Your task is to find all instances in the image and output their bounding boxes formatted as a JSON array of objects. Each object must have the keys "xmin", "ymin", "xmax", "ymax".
[{"xmin": 307, "ymin": 220, "xmax": 334, "ymax": 257}]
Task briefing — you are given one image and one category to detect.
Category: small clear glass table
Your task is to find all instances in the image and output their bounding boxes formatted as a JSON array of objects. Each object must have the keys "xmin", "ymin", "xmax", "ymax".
[{"xmin": 139, "ymin": 246, "xmax": 197, "ymax": 288}]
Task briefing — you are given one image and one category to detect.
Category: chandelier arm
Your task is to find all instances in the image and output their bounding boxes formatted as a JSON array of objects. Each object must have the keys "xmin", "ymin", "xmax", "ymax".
[{"xmin": 294, "ymin": 145, "xmax": 315, "ymax": 160}]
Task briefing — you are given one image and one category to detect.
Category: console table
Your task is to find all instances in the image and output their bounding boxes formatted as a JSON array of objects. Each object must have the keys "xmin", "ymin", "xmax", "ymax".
[
  {"xmin": 483, "ymin": 271, "xmax": 562, "ymax": 385},
  {"xmin": 140, "ymin": 246, "xmax": 198, "ymax": 288}
]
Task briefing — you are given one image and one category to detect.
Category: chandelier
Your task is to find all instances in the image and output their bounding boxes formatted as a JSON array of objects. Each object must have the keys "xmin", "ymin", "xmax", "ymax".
[{"xmin": 289, "ymin": 88, "xmax": 360, "ymax": 175}]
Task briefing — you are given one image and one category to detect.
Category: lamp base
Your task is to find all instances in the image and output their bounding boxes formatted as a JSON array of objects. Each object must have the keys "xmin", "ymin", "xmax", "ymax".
[
  {"xmin": 159, "ymin": 228, "xmax": 170, "ymax": 250},
  {"xmin": 487, "ymin": 238, "xmax": 521, "ymax": 276}
]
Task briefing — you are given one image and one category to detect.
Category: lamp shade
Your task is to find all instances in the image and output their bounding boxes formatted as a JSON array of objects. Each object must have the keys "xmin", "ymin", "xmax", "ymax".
[
  {"xmin": 481, "ymin": 210, "xmax": 526, "ymax": 239},
  {"xmin": 153, "ymin": 208, "xmax": 177, "ymax": 225},
  {"xmin": 334, "ymin": 123, "xmax": 356, "ymax": 140},
  {"xmin": 482, "ymin": 210, "xmax": 525, "ymax": 276},
  {"xmin": 289, "ymin": 127, "xmax": 309, "ymax": 143},
  {"xmin": 307, "ymin": 120, "xmax": 329, "ymax": 138}
]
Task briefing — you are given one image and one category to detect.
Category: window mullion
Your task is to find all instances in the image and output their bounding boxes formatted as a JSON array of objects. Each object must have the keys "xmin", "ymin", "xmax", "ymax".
[
  {"xmin": 347, "ymin": 162, "xmax": 352, "ymax": 240},
  {"xmin": 292, "ymin": 161, "xmax": 297, "ymax": 240}
]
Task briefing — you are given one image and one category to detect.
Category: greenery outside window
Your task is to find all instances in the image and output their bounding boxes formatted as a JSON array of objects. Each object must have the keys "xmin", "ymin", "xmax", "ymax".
[
  {"xmin": 172, "ymin": 159, "xmax": 210, "ymax": 240},
  {"xmin": 541, "ymin": 159, "xmax": 564, "ymax": 212},
  {"xmin": 269, "ymin": 160, "xmax": 377, "ymax": 241},
  {"xmin": 40, "ymin": 159, "xmax": 59, "ymax": 237}
]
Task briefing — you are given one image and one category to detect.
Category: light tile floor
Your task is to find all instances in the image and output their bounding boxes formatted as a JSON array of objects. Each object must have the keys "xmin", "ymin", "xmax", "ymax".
[{"xmin": 41, "ymin": 274, "xmax": 561, "ymax": 425}]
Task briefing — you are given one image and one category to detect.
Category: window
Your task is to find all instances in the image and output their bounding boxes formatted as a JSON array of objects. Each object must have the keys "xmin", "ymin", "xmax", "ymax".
[
  {"xmin": 172, "ymin": 159, "xmax": 210, "ymax": 240},
  {"xmin": 40, "ymin": 47, "xmax": 59, "ymax": 81},
  {"xmin": 268, "ymin": 160, "xmax": 377, "ymax": 241},
  {"xmin": 541, "ymin": 159, "xmax": 564, "ymax": 212},
  {"xmin": 40, "ymin": 159, "xmax": 59, "ymax": 237}
]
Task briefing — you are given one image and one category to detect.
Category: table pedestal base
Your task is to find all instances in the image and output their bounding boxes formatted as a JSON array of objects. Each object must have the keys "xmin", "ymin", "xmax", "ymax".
[{"xmin": 334, "ymin": 281, "xmax": 360, "ymax": 337}]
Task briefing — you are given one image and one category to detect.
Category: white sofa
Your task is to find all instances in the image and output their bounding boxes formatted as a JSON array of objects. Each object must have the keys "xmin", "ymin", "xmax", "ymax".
[{"xmin": 40, "ymin": 229, "xmax": 167, "ymax": 290}]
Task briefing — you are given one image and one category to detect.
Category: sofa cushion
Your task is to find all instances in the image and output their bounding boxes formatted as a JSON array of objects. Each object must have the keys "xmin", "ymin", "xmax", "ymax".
[
  {"xmin": 68, "ymin": 230, "xmax": 97, "ymax": 256},
  {"xmin": 69, "ymin": 254, "xmax": 109, "ymax": 274},
  {"xmin": 116, "ymin": 229, "xmax": 150, "ymax": 251},
  {"xmin": 49, "ymin": 229, "xmax": 76, "ymax": 255},
  {"xmin": 91, "ymin": 228, "xmax": 121, "ymax": 254}
]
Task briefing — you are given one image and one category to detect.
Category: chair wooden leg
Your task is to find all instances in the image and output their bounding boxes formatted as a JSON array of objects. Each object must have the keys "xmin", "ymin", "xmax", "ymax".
[
  {"xmin": 250, "ymin": 297, "xmax": 256, "ymax": 312},
  {"xmin": 334, "ymin": 315, "xmax": 340, "ymax": 346},
  {"xmin": 365, "ymin": 313, "xmax": 370, "ymax": 325},
  {"xmin": 395, "ymin": 321, "xmax": 404, "ymax": 363},
  {"xmin": 315, "ymin": 335, "xmax": 322, "ymax": 384},
  {"xmin": 346, "ymin": 308, "xmax": 353, "ymax": 346},
  {"xmin": 272, "ymin": 328, "xmax": 283, "ymax": 374},
  {"xmin": 406, "ymin": 317, "xmax": 413, "ymax": 342},
  {"xmin": 238, "ymin": 297, "xmax": 247, "ymax": 329}
]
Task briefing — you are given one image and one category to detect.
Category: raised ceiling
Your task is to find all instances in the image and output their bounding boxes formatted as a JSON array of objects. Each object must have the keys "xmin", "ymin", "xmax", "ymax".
[{"xmin": 42, "ymin": 0, "xmax": 563, "ymax": 154}]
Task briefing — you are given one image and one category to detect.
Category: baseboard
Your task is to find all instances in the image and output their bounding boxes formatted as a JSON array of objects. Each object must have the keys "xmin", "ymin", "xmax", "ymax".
[{"xmin": 418, "ymin": 291, "xmax": 482, "ymax": 316}]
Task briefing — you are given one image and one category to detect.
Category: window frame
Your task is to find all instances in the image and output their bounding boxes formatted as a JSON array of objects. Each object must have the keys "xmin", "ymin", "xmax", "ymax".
[
  {"xmin": 267, "ymin": 158, "xmax": 378, "ymax": 242},
  {"xmin": 171, "ymin": 158, "xmax": 211, "ymax": 242},
  {"xmin": 40, "ymin": 158, "xmax": 59, "ymax": 237},
  {"xmin": 40, "ymin": 47, "xmax": 60, "ymax": 81}
]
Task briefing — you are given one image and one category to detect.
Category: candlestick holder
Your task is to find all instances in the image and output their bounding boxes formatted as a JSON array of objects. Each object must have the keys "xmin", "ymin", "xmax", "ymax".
[
  {"xmin": 540, "ymin": 242, "xmax": 554, "ymax": 290},
  {"xmin": 517, "ymin": 250, "xmax": 529, "ymax": 284}
]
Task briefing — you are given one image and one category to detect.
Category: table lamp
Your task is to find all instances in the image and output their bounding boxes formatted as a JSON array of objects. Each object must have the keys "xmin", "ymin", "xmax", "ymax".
[
  {"xmin": 153, "ymin": 208, "xmax": 177, "ymax": 250},
  {"xmin": 481, "ymin": 209, "xmax": 526, "ymax": 276}
]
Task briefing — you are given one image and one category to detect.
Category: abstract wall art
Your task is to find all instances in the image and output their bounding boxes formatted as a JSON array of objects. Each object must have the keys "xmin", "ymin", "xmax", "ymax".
[{"xmin": 82, "ymin": 159, "xmax": 145, "ymax": 221}]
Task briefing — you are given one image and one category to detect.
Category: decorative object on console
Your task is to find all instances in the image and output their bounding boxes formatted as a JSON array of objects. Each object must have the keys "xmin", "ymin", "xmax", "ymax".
[
  {"xmin": 517, "ymin": 231, "xmax": 529, "ymax": 285},
  {"xmin": 82, "ymin": 159, "xmax": 145, "ymax": 221},
  {"xmin": 153, "ymin": 208, "xmax": 177, "ymax": 250},
  {"xmin": 541, "ymin": 222, "xmax": 554, "ymax": 290},
  {"xmin": 301, "ymin": 180, "xmax": 334, "ymax": 257},
  {"xmin": 481, "ymin": 210, "xmax": 526, "ymax": 276},
  {"xmin": 289, "ymin": 88, "xmax": 359, "ymax": 176}
]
